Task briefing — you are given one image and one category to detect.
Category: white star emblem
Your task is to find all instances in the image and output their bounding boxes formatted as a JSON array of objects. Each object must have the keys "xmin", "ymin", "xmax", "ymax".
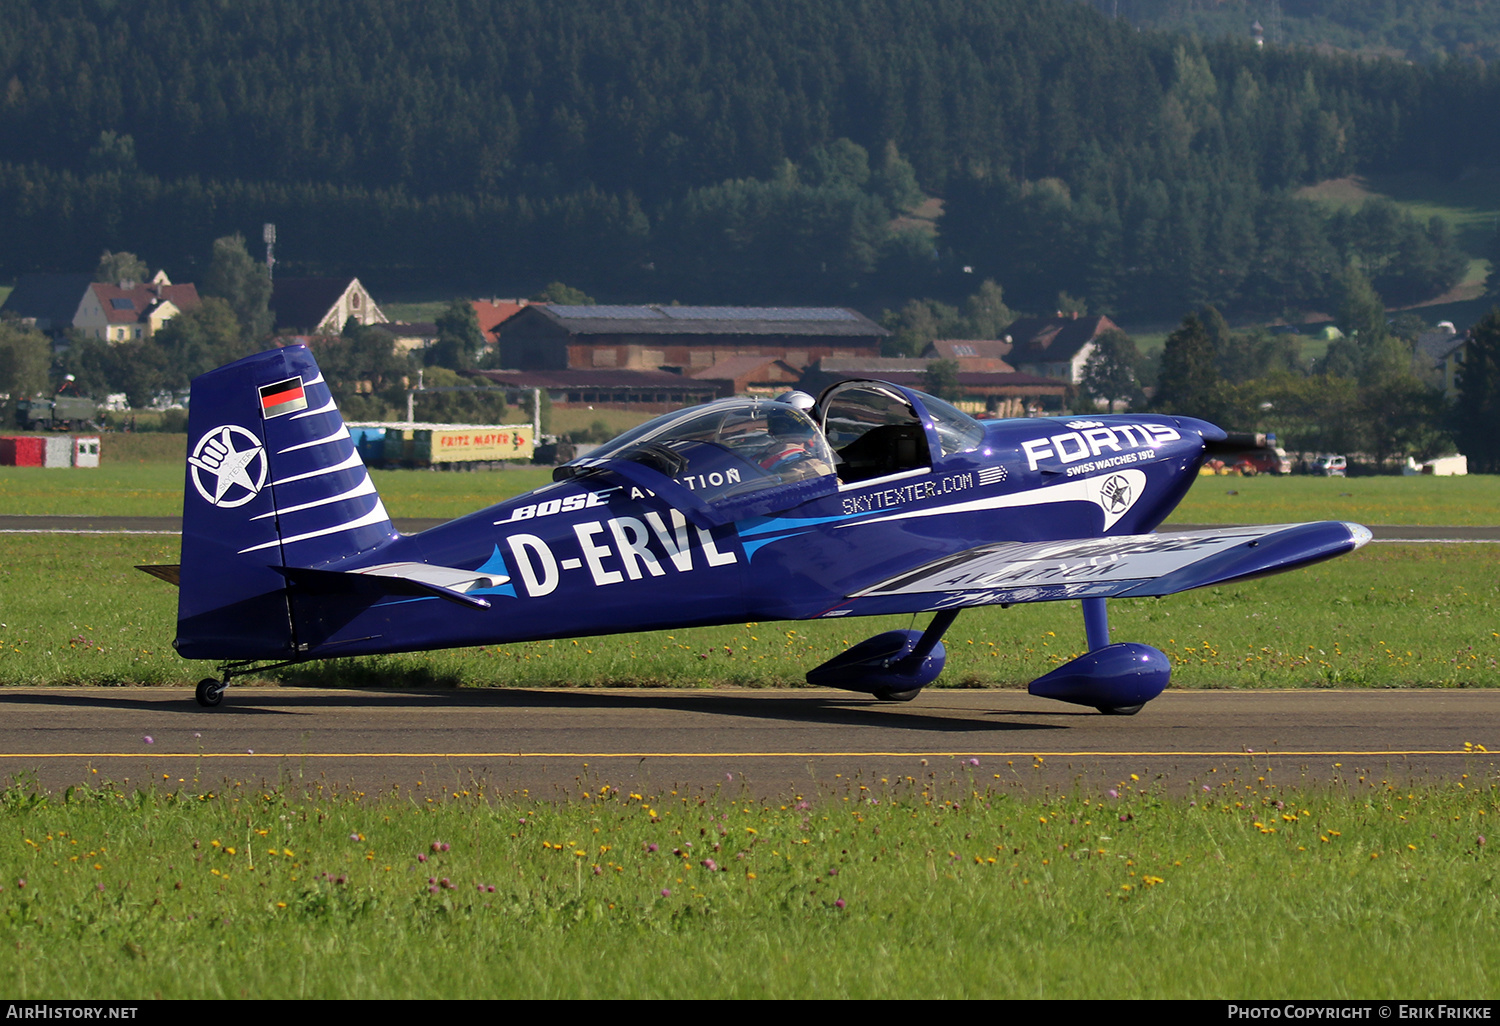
[
  {"xmin": 189, "ymin": 425, "xmax": 268, "ymax": 508},
  {"xmin": 1100, "ymin": 474, "xmax": 1132, "ymax": 513}
]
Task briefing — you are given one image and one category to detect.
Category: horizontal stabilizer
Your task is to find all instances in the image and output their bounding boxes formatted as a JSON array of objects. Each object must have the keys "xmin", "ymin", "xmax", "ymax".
[
  {"xmin": 274, "ymin": 561, "xmax": 499, "ymax": 610},
  {"xmin": 136, "ymin": 564, "xmax": 182, "ymax": 586},
  {"xmin": 852, "ymin": 522, "xmax": 1371, "ymax": 608}
]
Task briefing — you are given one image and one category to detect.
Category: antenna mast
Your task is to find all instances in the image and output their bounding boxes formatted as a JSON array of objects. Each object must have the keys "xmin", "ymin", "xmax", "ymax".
[{"xmin": 262, "ymin": 223, "xmax": 276, "ymax": 279}]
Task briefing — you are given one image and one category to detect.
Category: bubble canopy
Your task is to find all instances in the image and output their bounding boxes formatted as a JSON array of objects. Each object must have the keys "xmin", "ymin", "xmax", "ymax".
[{"xmin": 556, "ymin": 397, "xmax": 837, "ymax": 505}]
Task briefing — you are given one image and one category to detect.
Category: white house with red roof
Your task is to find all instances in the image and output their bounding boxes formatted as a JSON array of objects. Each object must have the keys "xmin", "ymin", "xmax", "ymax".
[{"xmin": 71, "ymin": 273, "xmax": 202, "ymax": 343}]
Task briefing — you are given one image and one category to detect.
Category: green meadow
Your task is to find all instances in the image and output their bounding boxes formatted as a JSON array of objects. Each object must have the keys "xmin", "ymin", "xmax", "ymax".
[
  {"xmin": 1, "ymin": 534, "xmax": 1495, "ymax": 691},
  {"xmin": 3, "ymin": 455, "xmax": 1499, "ymax": 523},
  {"xmin": 1169, "ymin": 472, "xmax": 1500, "ymax": 527},
  {"xmin": 0, "ymin": 772, "xmax": 1494, "ymax": 998},
  {"xmin": 1297, "ymin": 170, "xmax": 1500, "ymax": 269},
  {"xmin": 0, "ymin": 463, "xmax": 554, "ymax": 519}
]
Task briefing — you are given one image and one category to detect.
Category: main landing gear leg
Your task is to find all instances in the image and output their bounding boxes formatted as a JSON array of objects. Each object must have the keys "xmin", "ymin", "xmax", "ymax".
[
  {"xmin": 1080, "ymin": 598, "xmax": 1142, "ymax": 715},
  {"xmin": 1081, "ymin": 597, "xmax": 1110, "ymax": 652}
]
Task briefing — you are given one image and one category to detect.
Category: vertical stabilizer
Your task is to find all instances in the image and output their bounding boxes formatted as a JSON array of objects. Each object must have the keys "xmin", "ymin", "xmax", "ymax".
[{"xmin": 176, "ymin": 345, "xmax": 396, "ymax": 659}]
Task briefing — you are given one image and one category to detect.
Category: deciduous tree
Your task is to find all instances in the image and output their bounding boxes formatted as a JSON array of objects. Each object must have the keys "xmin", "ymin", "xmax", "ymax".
[
  {"xmin": 1080, "ymin": 328, "xmax": 1143, "ymax": 411},
  {"xmin": 923, "ymin": 359, "xmax": 961, "ymax": 401},
  {"xmin": 153, "ymin": 296, "xmax": 252, "ymax": 385},
  {"xmin": 427, "ymin": 299, "xmax": 488, "ymax": 370},
  {"xmin": 530, "ymin": 282, "xmax": 595, "ymax": 305},
  {"xmin": 94, "ymin": 250, "xmax": 148, "ymax": 284},
  {"xmin": 0, "ymin": 323, "xmax": 51, "ymax": 399},
  {"xmin": 202, "ymin": 235, "xmax": 273, "ymax": 343}
]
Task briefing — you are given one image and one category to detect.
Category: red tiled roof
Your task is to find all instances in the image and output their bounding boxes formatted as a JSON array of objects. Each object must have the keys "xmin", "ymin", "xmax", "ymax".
[
  {"xmin": 472, "ymin": 300, "xmax": 528, "ymax": 338},
  {"xmin": 91, "ymin": 282, "xmax": 201, "ymax": 323}
]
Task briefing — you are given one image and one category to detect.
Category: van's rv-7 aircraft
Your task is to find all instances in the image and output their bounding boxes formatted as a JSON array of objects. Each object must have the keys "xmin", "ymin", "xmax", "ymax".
[{"xmin": 140, "ymin": 345, "xmax": 1370, "ymax": 712}]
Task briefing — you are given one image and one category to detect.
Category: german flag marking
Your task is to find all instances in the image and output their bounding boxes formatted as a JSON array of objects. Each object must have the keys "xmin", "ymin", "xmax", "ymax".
[{"xmin": 259, "ymin": 376, "xmax": 308, "ymax": 419}]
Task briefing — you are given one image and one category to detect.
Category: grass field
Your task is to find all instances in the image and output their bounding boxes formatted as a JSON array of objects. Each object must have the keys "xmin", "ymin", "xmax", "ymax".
[
  {"xmin": 1298, "ymin": 170, "xmax": 1500, "ymax": 261},
  {"xmin": 3, "ymin": 455, "xmax": 1498, "ymax": 523},
  {"xmin": 1169, "ymin": 473, "xmax": 1500, "ymax": 526},
  {"xmin": 0, "ymin": 773, "xmax": 1494, "ymax": 998},
  {"xmin": 379, "ymin": 300, "xmax": 457, "ymax": 323},
  {"xmin": 0, "ymin": 462, "xmax": 556, "ymax": 518},
  {"xmin": 1295, "ymin": 170, "xmax": 1499, "ymax": 329},
  {"xmin": 1, "ymin": 534, "xmax": 1495, "ymax": 690}
]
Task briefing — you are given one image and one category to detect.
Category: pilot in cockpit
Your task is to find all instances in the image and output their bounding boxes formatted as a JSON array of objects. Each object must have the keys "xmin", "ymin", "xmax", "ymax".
[
  {"xmin": 757, "ymin": 408, "xmax": 821, "ymax": 472},
  {"xmin": 557, "ymin": 394, "xmax": 837, "ymax": 500}
]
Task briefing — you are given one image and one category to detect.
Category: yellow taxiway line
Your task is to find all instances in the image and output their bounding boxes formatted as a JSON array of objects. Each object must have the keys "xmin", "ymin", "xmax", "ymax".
[{"xmin": 0, "ymin": 749, "xmax": 1487, "ymax": 759}]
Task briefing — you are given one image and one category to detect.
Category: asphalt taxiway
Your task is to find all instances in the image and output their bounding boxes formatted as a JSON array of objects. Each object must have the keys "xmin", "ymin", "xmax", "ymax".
[{"xmin": 2, "ymin": 687, "xmax": 1496, "ymax": 798}]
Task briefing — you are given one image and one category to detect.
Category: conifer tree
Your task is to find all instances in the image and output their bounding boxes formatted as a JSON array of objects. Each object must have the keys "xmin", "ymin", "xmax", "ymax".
[
  {"xmin": 1154, "ymin": 313, "xmax": 1220, "ymax": 416},
  {"xmin": 1454, "ymin": 309, "xmax": 1500, "ymax": 473}
]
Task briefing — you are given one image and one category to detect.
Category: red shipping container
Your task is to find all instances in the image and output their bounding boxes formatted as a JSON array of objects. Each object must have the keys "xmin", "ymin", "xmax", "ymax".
[{"xmin": 0, "ymin": 436, "xmax": 46, "ymax": 466}]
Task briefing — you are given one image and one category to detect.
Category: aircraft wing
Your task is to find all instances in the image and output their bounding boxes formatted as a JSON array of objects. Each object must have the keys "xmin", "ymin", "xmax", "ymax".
[{"xmin": 848, "ymin": 522, "xmax": 1371, "ymax": 608}]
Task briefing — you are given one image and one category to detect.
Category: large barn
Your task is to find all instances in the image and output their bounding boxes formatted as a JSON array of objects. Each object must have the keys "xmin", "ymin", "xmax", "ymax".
[{"xmin": 499, "ymin": 304, "xmax": 887, "ymax": 373}]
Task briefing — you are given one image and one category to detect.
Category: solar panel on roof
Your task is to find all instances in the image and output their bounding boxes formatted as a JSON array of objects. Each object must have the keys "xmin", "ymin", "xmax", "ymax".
[
  {"xmin": 770, "ymin": 308, "xmax": 858, "ymax": 321},
  {"xmin": 659, "ymin": 306, "xmax": 859, "ymax": 322},
  {"xmin": 110, "ymin": 298, "xmax": 136, "ymax": 310},
  {"xmin": 551, "ymin": 305, "xmax": 665, "ymax": 319},
  {"xmin": 660, "ymin": 307, "xmax": 744, "ymax": 320}
]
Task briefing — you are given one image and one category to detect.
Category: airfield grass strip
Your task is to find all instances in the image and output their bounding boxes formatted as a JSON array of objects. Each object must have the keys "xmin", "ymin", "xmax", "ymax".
[
  {"xmin": 0, "ymin": 464, "xmax": 555, "ymax": 519},
  {"xmin": 6, "ymin": 460, "xmax": 1500, "ymax": 524},
  {"xmin": 1167, "ymin": 473, "xmax": 1500, "ymax": 527},
  {"xmin": 0, "ymin": 769, "xmax": 1495, "ymax": 998},
  {"xmin": 0, "ymin": 535, "xmax": 1496, "ymax": 690}
]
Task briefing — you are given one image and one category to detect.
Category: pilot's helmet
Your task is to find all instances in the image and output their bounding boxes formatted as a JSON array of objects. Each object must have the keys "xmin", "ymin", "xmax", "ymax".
[
  {"xmin": 773, "ymin": 390, "xmax": 816, "ymax": 412},
  {"xmin": 767, "ymin": 408, "xmax": 816, "ymax": 440}
]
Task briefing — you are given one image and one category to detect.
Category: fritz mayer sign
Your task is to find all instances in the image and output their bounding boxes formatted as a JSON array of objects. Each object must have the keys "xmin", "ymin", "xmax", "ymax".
[{"xmin": 417, "ymin": 426, "xmax": 534, "ymax": 463}]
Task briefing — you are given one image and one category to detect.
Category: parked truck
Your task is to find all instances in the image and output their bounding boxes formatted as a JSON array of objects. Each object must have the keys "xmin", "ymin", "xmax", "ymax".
[
  {"xmin": 1213, "ymin": 431, "xmax": 1292, "ymax": 476},
  {"xmin": 14, "ymin": 395, "xmax": 97, "ymax": 431}
]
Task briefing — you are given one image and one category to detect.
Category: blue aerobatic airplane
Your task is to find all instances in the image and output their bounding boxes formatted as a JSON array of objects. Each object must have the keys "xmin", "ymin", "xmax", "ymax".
[{"xmin": 142, "ymin": 345, "xmax": 1370, "ymax": 712}]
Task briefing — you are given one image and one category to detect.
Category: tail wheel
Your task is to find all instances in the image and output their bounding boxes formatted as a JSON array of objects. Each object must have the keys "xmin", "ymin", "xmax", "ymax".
[{"xmin": 195, "ymin": 678, "xmax": 226, "ymax": 707}]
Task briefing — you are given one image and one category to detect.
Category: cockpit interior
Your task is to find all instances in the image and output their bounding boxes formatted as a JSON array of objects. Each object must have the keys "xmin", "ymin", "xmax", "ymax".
[{"xmin": 556, "ymin": 380, "xmax": 986, "ymax": 504}]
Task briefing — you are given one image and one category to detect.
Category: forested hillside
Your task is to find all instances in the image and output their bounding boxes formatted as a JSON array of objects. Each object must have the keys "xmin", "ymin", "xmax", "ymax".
[
  {"xmin": 0, "ymin": 0, "xmax": 1493, "ymax": 316},
  {"xmin": 1084, "ymin": 0, "xmax": 1500, "ymax": 62}
]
